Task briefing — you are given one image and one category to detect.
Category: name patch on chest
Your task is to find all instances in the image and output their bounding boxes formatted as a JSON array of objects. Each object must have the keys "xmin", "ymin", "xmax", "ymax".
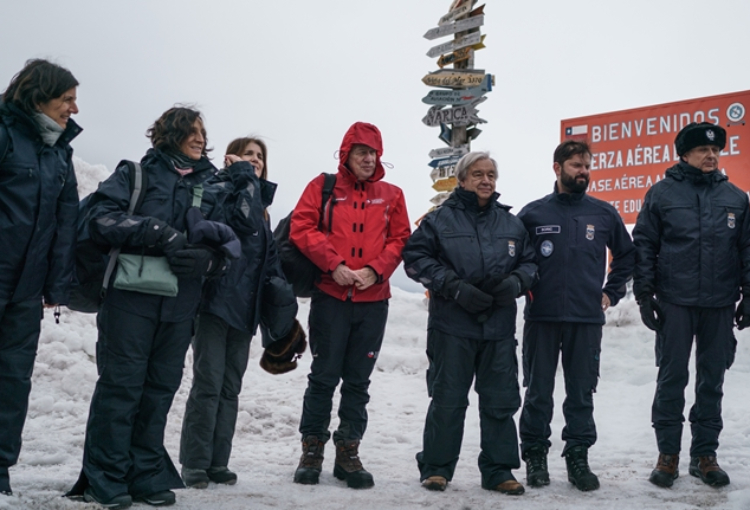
[{"xmin": 536, "ymin": 225, "xmax": 561, "ymax": 235}]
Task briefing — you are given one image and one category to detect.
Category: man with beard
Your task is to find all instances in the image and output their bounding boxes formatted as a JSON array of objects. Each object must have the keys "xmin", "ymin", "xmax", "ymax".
[{"xmin": 516, "ymin": 140, "xmax": 635, "ymax": 492}]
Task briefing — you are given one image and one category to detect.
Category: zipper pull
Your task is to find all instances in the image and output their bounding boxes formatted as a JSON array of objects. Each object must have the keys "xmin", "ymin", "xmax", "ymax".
[{"xmin": 54, "ymin": 305, "xmax": 61, "ymax": 324}]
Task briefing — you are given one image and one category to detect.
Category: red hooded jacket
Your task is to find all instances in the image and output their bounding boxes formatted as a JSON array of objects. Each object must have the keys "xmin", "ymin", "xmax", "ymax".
[{"xmin": 290, "ymin": 122, "xmax": 411, "ymax": 302}]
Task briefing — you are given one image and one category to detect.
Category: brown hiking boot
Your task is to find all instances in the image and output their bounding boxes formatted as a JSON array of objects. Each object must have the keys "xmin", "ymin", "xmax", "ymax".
[
  {"xmin": 294, "ymin": 435, "xmax": 325, "ymax": 485},
  {"xmin": 689, "ymin": 456, "xmax": 730, "ymax": 487},
  {"xmin": 484, "ymin": 479, "xmax": 525, "ymax": 495},
  {"xmin": 333, "ymin": 439, "xmax": 374, "ymax": 489},
  {"xmin": 421, "ymin": 475, "xmax": 448, "ymax": 491},
  {"xmin": 649, "ymin": 453, "xmax": 679, "ymax": 488}
]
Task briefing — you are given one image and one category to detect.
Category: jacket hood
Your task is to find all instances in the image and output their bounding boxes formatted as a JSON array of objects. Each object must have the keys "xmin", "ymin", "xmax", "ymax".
[{"xmin": 337, "ymin": 121, "xmax": 385, "ymax": 182}]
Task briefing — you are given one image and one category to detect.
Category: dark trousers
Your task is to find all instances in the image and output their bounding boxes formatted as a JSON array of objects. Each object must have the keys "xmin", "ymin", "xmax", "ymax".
[
  {"xmin": 416, "ymin": 329, "xmax": 521, "ymax": 488},
  {"xmin": 0, "ymin": 300, "xmax": 42, "ymax": 472},
  {"xmin": 180, "ymin": 312, "xmax": 252, "ymax": 469},
  {"xmin": 519, "ymin": 321, "xmax": 602, "ymax": 456},
  {"xmin": 82, "ymin": 304, "xmax": 192, "ymax": 500},
  {"xmin": 652, "ymin": 302, "xmax": 736, "ymax": 457},
  {"xmin": 299, "ymin": 292, "xmax": 388, "ymax": 444}
]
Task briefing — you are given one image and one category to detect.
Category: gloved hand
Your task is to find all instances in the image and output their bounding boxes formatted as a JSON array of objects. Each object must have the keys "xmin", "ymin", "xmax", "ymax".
[
  {"xmin": 169, "ymin": 247, "xmax": 224, "ymax": 279},
  {"xmin": 735, "ymin": 298, "xmax": 750, "ymax": 330},
  {"xmin": 486, "ymin": 275, "xmax": 522, "ymax": 307},
  {"xmin": 441, "ymin": 271, "xmax": 493, "ymax": 314},
  {"xmin": 145, "ymin": 219, "xmax": 187, "ymax": 259},
  {"xmin": 637, "ymin": 294, "xmax": 664, "ymax": 332}
]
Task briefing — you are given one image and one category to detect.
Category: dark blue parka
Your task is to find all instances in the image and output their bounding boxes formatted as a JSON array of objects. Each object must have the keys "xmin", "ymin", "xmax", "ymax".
[
  {"xmin": 403, "ymin": 187, "xmax": 537, "ymax": 341},
  {"xmin": 199, "ymin": 165, "xmax": 287, "ymax": 335},
  {"xmin": 518, "ymin": 185, "xmax": 635, "ymax": 324},
  {"xmin": 633, "ymin": 162, "xmax": 750, "ymax": 307},
  {"xmin": 87, "ymin": 150, "xmax": 257, "ymax": 322},
  {"xmin": 0, "ymin": 102, "xmax": 80, "ymax": 306}
]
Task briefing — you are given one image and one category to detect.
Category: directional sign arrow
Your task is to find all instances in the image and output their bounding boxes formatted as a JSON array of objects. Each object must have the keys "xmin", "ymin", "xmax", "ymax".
[
  {"xmin": 432, "ymin": 176, "xmax": 458, "ymax": 192},
  {"xmin": 426, "ymin": 32, "xmax": 483, "ymax": 58},
  {"xmin": 439, "ymin": 124, "xmax": 453, "ymax": 146},
  {"xmin": 428, "ymin": 155, "xmax": 461, "ymax": 169},
  {"xmin": 422, "ymin": 69, "xmax": 492, "ymax": 89},
  {"xmin": 467, "ymin": 127, "xmax": 482, "ymax": 140},
  {"xmin": 430, "ymin": 164, "xmax": 458, "ymax": 182},
  {"xmin": 430, "ymin": 192, "xmax": 451, "ymax": 206},
  {"xmin": 423, "ymin": 97, "xmax": 487, "ymax": 127},
  {"xmin": 429, "ymin": 145, "xmax": 469, "ymax": 159},
  {"xmin": 423, "ymin": 74, "xmax": 492, "ymax": 106},
  {"xmin": 437, "ymin": 2, "xmax": 474, "ymax": 26},
  {"xmin": 424, "ymin": 14, "xmax": 484, "ymax": 40}
]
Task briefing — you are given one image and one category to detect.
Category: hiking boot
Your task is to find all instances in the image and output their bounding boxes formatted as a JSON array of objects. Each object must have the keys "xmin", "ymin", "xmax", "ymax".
[
  {"xmin": 207, "ymin": 466, "xmax": 238, "ymax": 485},
  {"xmin": 181, "ymin": 467, "xmax": 209, "ymax": 489},
  {"xmin": 483, "ymin": 479, "xmax": 525, "ymax": 495},
  {"xmin": 523, "ymin": 445, "xmax": 550, "ymax": 487},
  {"xmin": 565, "ymin": 446, "xmax": 600, "ymax": 491},
  {"xmin": 689, "ymin": 456, "xmax": 730, "ymax": 487},
  {"xmin": 421, "ymin": 475, "xmax": 448, "ymax": 491},
  {"xmin": 649, "ymin": 453, "xmax": 679, "ymax": 488},
  {"xmin": 333, "ymin": 439, "xmax": 374, "ymax": 489},
  {"xmin": 134, "ymin": 490, "xmax": 176, "ymax": 506},
  {"xmin": 0, "ymin": 469, "xmax": 10, "ymax": 496},
  {"xmin": 83, "ymin": 487, "xmax": 132, "ymax": 509},
  {"xmin": 294, "ymin": 435, "xmax": 325, "ymax": 485}
]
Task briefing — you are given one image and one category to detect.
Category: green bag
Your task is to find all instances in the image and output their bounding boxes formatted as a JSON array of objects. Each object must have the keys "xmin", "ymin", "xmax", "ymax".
[{"xmin": 112, "ymin": 254, "xmax": 179, "ymax": 297}]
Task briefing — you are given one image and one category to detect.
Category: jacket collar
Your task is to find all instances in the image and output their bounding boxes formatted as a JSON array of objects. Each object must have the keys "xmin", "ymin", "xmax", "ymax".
[
  {"xmin": 666, "ymin": 161, "xmax": 727, "ymax": 185},
  {"xmin": 0, "ymin": 101, "xmax": 82, "ymax": 147},
  {"xmin": 552, "ymin": 181, "xmax": 586, "ymax": 203},
  {"xmin": 447, "ymin": 185, "xmax": 508, "ymax": 212}
]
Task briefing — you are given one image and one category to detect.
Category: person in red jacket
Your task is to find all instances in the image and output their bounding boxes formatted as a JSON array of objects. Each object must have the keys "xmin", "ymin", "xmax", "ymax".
[{"xmin": 290, "ymin": 122, "xmax": 410, "ymax": 489}]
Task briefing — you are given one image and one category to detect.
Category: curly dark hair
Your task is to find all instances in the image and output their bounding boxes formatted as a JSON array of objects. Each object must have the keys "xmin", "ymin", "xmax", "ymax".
[
  {"xmin": 2, "ymin": 59, "xmax": 79, "ymax": 115},
  {"xmin": 225, "ymin": 137, "xmax": 268, "ymax": 180},
  {"xmin": 146, "ymin": 106, "xmax": 211, "ymax": 157}
]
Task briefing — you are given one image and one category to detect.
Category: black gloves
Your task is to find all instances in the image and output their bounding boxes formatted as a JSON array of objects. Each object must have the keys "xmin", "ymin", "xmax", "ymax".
[
  {"xmin": 736, "ymin": 298, "xmax": 750, "ymax": 330},
  {"xmin": 145, "ymin": 218, "xmax": 187, "ymax": 259},
  {"xmin": 169, "ymin": 247, "xmax": 225, "ymax": 279},
  {"xmin": 637, "ymin": 294, "xmax": 664, "ymax": 332},
  {"xmin": 441, "ymin": 271, "xmax": 493, "ymax": 314},
  {"xmin": 483, "ymin": 274, "xmax": 522, "ymax": 307}
]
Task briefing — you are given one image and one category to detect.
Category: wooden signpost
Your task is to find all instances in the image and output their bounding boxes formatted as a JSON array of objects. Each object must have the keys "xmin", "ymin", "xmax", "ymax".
[{"xmin": 422, "ymin": 1, "xmax": 490, "ymax": 209}]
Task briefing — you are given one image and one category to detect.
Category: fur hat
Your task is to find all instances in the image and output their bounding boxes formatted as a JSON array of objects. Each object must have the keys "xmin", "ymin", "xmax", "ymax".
[
  {"xmin": 675, "ymin": 122, "xmax": 726, "ymax": 156},
  {"xmin": 260, "ymin": 319, "xmax": 307, "ymax": 375}
]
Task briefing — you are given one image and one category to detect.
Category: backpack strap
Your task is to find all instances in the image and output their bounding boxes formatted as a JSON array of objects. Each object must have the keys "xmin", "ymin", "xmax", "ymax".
[
  {"xmin": 191, "ymin": 184, "xmax": 204, "ymax": 208},
  {"xmin": 102, "ymin": 160, "xmax": 148, "ymax": 296},
  {"xmin": 319, "ymin": 173, "xmax": 337, "ymax": 233},
  {"xmin": 0, "ymin": 123, "xmax": 10, "ymax": 165}
]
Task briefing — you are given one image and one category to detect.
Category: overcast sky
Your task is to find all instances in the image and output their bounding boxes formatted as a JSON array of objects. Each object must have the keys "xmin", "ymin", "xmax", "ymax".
[{"xmin": 3, "ymin": 0, "xmax": 750, "ymax": 290}]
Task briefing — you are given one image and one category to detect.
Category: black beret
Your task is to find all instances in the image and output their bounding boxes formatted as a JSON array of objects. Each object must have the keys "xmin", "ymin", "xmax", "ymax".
[{"xmin": 674, "ymin": 122, "xmax": 726, "ymax": 156}]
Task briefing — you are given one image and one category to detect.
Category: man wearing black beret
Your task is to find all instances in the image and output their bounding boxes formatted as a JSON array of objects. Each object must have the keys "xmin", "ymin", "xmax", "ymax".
[{"xmin": 633, "ymin": 122, "xmax": 750, "ymax": 489}]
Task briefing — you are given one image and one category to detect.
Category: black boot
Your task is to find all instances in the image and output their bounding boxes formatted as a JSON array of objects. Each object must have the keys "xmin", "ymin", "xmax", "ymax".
[
  {"xmin": 689, "ymin": 456, "xmax": 730, "ymax": 487},
  {"xmin": 0, "ymin": 468, "xmax": 10, "ymax": 496},
  {"xmin": 564, "ymin": 446, "xmax": 600, "ymax": 491},
  {"xmin": 294, "ymin": 435, "xmax": 325, "ymax": 485},
  {"xmin": 523, "ymin": 445, "xmax": 550, "ymax": 487},
  {"xmin": 207, "ymin": 466, "xmax": 238, "ymax": 485},
  {"xmin": 333, "ymin": 439, "xmax": 374, "ymax": 489},
  {"xmin": 181, "ymin": 467, "xmax": 209, "ymax": 489},
  {"xmin": 649, "ymin": 453, "xmax": 679, "ymax": 488}
]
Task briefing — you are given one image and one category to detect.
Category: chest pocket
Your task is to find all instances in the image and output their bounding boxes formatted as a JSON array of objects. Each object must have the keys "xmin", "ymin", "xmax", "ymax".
[{"xmin": 714, "ymin": 203, "xmax": 744, "ymax": 237}]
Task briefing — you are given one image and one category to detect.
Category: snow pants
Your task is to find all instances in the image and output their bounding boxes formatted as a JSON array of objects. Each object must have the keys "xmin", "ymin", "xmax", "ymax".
[
  {"xmin": 299, "ymin": 291, "xmax": 387, "ymax": 444},
  {"xmin": 81, "ymin": 304, "xmax": 192, "ymax": 501},
  {"xmin": 0, "ymin": 299, "xmax": 42, "ymax": 475},
  {"xmin": 652, "ymin": 303, "xmax": 736, "ymax": 457},
  {"xmin": 416, "ymin": 329, "xmax": 521, "ymax": 488},
  {"xmin": 519, "ymin": 321, "xmax": 602, "ymax": 456},
  {"xmin": 180, "ymin": 312, "xmax": 252, "ymax": 470}
]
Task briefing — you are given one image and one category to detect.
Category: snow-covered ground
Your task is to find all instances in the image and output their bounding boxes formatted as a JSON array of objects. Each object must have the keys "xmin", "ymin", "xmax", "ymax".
[{"xmin": 2, "ymin": 160, "xmax": 748, "ymax": 509}]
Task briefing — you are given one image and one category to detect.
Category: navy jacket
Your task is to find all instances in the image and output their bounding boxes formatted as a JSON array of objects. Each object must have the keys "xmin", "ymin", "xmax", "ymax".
[
  {"xmin": 87, "ymin": 149, "xmax": 256, "ymax": 322},
  {"xmin": 403, "ymin": 187, "xmax": 537, "ymax": 341},
  {"xmin": 199, "ymin": 165, "xmax": 288, "ymax": 334},
  {"xmin": 633, "ymin": 162, "xmax": 750, "ymax": 307},
  {"xmin": 0, "ymin": 102, "xmax": 80, "ymax": 306},
  {"xmin": 518, "ymin": 185, "xmax": 635, "ymax": 324}
]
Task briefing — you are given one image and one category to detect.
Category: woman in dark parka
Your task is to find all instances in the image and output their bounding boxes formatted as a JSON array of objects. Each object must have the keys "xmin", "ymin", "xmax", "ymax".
[
  {"xmin": 0, "ymin": 59, "xmax": 80, "ymax": 496},
  {"xmin": 180, "ymin": 137, "xmax": 304, "ymax": 488},
  {"xmin": 67, "ymin": 107, "xmax": 255, "ymax": 509}
]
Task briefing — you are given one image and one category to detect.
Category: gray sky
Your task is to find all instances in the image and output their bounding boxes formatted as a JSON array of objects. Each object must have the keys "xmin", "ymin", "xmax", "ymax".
[{"xmin": 3, "ymin": 0, "xmax": 750, "ymax": 291}]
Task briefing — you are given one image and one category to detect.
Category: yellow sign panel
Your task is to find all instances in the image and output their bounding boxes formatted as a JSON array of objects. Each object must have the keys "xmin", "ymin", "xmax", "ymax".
[{"xmin": 432, "ymin": 177, "xmax": 457, "ymax": 192}]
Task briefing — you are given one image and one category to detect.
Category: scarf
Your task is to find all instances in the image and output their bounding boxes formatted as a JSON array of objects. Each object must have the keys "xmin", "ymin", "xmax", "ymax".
[
  {"xmin": 165, "ymin": 149, "xmax": 201, "ymax": 170},
  {"xmin": 32, "ymin": 112, "xmax": 64, "ymax": 146}
]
